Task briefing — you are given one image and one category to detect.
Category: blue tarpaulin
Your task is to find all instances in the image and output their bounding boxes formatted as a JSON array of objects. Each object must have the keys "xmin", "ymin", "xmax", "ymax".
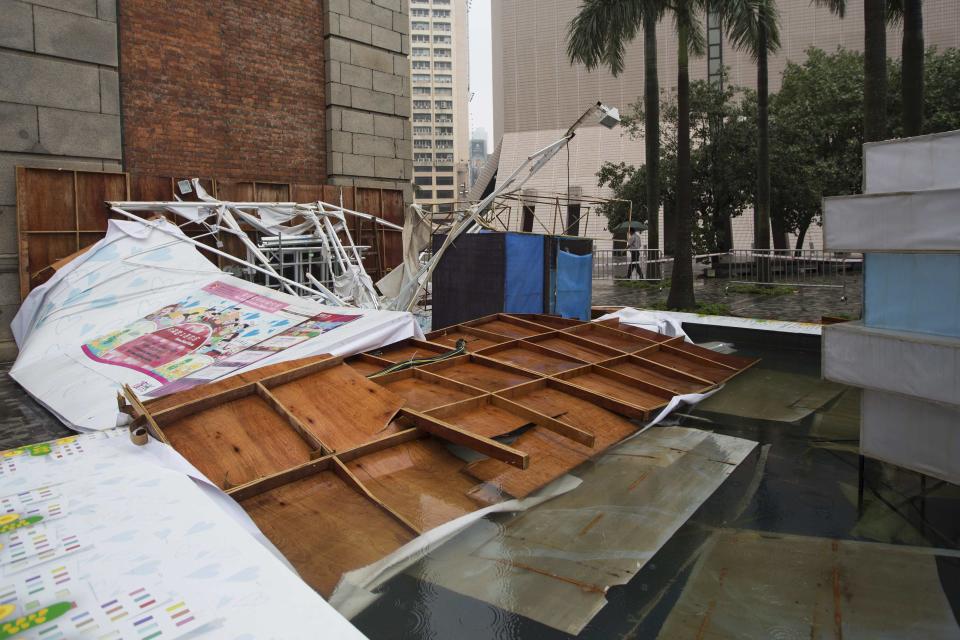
[
  {"xmin": 556, "ymin": 249, "xmax": 592, "ymax": 320},
  {"xmin": 504, "ymin": 233, "xmax": 544, "ymax": 313}
]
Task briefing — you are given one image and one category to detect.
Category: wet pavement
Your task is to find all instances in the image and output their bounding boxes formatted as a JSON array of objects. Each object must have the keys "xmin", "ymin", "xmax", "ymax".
[
  {"xmin": 1, "ymin": 324, "xmax": 957, "ymax": 639},
  {"xmin": 592, "ymin": 275, "xmax": 864, "ymax": 323}
]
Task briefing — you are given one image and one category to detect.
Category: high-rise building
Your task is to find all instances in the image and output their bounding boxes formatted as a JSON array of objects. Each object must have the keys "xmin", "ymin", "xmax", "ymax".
[
  {"xmin": 410, "ymin": 0, "xmax": 470, "ymax": 213},
  {"xmin": 469, "ymin": 128, "xmax": 489, "ymax": 187},
  {"xmin": 485, "ymin": 0, "xmax": 960, "ymax": 250}
]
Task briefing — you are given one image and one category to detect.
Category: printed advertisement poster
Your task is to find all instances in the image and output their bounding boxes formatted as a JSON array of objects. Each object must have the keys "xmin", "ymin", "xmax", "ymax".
[{"xmin": 80, "ymin": 280, "xmax": 361, "ymax": 398}]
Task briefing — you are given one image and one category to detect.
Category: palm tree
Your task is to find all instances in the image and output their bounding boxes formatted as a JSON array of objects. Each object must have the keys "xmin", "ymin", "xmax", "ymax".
[
  {"xmin": 892, "ymin": 0, "xmax": 924, "ymax": 135},
  {"xmin": 567, "ymin": 0, "xmax": 666, "ymax": 273},
  {"xmin": 813, "ymin": 0, "xmax": 888, "ymax": 142},
  {"xmin": 717, "ymin": 0, "xmax": 782, "ymax": 260}
]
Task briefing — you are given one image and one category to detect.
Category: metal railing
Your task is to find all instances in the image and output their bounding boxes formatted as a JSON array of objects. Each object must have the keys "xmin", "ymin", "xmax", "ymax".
[
  {"xmin": 723, "ymin": 249, "xmax": 861, "ymax": 285},
  {"xmin": 593, "ymin": 249, "xmax": 666, "ymax": 281}
]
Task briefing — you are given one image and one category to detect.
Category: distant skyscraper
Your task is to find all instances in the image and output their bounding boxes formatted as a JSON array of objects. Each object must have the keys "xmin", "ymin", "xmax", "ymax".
[
  {"xmin": 468, "ymin": 128, "xmax": 488, "ymax": 187},
  {"xmin": 410, "ymin": 0, "xmax": 470, "ymax": 213}
]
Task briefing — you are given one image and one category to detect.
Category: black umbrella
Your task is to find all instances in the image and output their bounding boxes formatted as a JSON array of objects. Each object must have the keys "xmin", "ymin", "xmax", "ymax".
[{"xmin": 611, "ymin": 220, "xmax": 647, "ymax": 232}]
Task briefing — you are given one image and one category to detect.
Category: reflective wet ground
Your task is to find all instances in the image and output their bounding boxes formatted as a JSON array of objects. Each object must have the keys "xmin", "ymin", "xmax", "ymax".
[
  {"xmin": 352, "ymin": 335, "xmax": 960, "ymax": 639},
  {"xmin": 592, "ymin": 276, "xmax": 864, "ymax": 323}
]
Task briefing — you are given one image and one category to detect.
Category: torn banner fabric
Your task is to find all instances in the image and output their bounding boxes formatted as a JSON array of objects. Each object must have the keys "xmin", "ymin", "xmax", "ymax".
[{"xmin": 11, "ymin": 219, "xmax": 422, "ymax": 431}]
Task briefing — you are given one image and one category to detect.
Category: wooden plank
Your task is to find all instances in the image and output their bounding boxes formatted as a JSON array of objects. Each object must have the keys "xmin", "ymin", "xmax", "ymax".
[
  {"xmin": 419, "ymin": 354, "xmax": 538, "ymax": 392},
  {"xmin": 215, "ymin": 180, "xmax": 255, "ymax": 201},
  {"xmin": 291, "ymin": 183, "xmax": 324, "ymax": 202},
  {"xmin": 544, "ymin": 377, "xmax": 650, "ymax": 420},
  {"xmin": 664, "ymin": 340, "xmax": 759, "ymax": 372},
  {"xmin": 475, "ymin": 339, "xmax": 586, "ymax": 375},
  {"xmin": 268, "ymin": 363, "xmax": 406, "ymax": 452},
  {"xmin": 161, "ymin": 393, "xmax": 318, "ymax": 489},
  {"xmin": 346, "ymin": 438, "xmax": 485, "ymax": 532},
  {"xmin": 489, "ymin": 395, "xmax": 595, "ymax": 447},
  {"xmin": 255, "ymin": 382, "xmax": 330, "ymax": 454},
  {"xmin": 552, "ymin": 364, "xmax": 673, "ymax": 414},
  {"xmin": 150, "ymin": 382, "xmax": 258, "ymax": 426},
  {"xmin": 525, "ymin": 331, "xmax": 624, "ymax": 363},
  {"xmin": 258, "ymin": 354, "xmax": 343, "ymax": 388},
  {"xmin": 602, "ymin": 320, "xmax": 674, "ymax": 344},
  {"xmin": 400, "ymin": 409, "xmax": 529, "ymax": 469},
  {"xmin": 463, "ymin": 314, "xmax": 553, "ymax": 339},
  {"xmin": 254, "ymin": 181, "xmax": 291, "ymax": 202},
  {"xmin": 425, "ymin": 325, "xmax": 511, "ymax": 352},
  {"xmin": 425, "ymin": 395, "xmax": 532, "ymax": 438},
  {"xmin": 332, "ymin": 456, "xmax": 422, "ymax": 534},
  {"xmin": 344, "ymin": 353, "xmax": 394, "ymax": 377},
  {"xmin": 121, "ymin": 385, "xmax": 170, "ymax": 445},
  {"xmin": 465, "ymin": 427, "xmax": 591, "ymax": 499},
  {"xmin": 561, "ymin": 322, "xmax": 659, "ymax": 352},
  {"xmin": 506, "ymin": 314, "xmax": 587, "ymax": 330},
  {"xmin": 366, "ymin": 338, "xmax": 454, "ymax": 364},
  {"xmin": 494, "ymin": 381, "xmax": 637, "ymax": 450},
  {"xmin": 129, "ymin": 174, "xmax": 175, "ymax": 200},
  {"xmin": 227, "ymin": 454, "xmax": 336, "ymax": 502},
  {"xmin": 373, "ymin": 369, "xmax": 487, "ymax": 411},
  {"xmin": 239, "ymin": 469, "xmax": 415, "ymax": 597},
  {"xmin": 597, "ymin": 354, "xmax": 714, "ymax": 394},
  {"xmin": 75, "ymin": 171, "xmax": 127, "ymax": 231},
  {"xmin": 633, "ymin": 345, "xmax": 740, "ymax": 383}
]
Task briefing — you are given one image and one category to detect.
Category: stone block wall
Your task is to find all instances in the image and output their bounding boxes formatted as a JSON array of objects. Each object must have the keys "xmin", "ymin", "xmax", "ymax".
[
  {"xmin": 0, "ymin": 0, "xmax": 121, "ymax": 356},
  {"xmin": 325, "ymin": 0, "xmax": 412, "ymax": 198}
]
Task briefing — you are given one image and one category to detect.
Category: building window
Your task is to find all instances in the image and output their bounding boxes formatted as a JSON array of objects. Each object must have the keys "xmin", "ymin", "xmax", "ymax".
[
  {"xmin": 433, "ymin": 35, "xmax": 451, "ymax": 44},
  {"xmin": 433, "ymin": 48, "xmax": 451, "ymax": 58},
  {"xmin": 435, "ymin": 100, "xmax": 453, "ymax": 110},
  {"xmin": 412, "ymin": 73, "xmax": 431, "ymax": 84},
  {"xmin": 436, "ymin": 190, "xmax": 454, "ymax": 199},
  {"xmin": 434, "ymin": 61, "xmax": 452, "ymax": 70},
  {"xmin": 435, "ymin": 113, "xmax": 452, "ymax": 123},
  {"xmin": 437, "ymin": 126, "xmax": 453, "ymax": 135},
  {"xmin": 412, "ymin": 21, "xmax": 429, "ymax": 30},
  {"xmin": 435, "ymin": 140, "xmax": 453, "ymax": 149},
  {"xmin": 412, "ymin": 48, "xmax": 431, "ymax": 58},
  {"xmin": 413, "ymin": 100, "xmax": 432, "ymax": 109},
  {"xmin": 434, "ymin": 74, "xmax": 452, "ymax": 84},
  {"xmin": 433, "ymin": 22, "xmax": 451, "ymax": 32},
  {"xmin": 412, "ymin": 60, "xmax": 431, "ymax": 69},
  {"xmin": 413, "ymin": 126, "xmax": 432, "ymax": 135},
  {"xmin": 419, "ymin": 190, "xmax": 434, "ymax": 198},
  {"xmin": 433, "ymin": 9, "xmax": 450, "ymax": 17},
  {"xmin": 415, "ymin": 153, "xmax": 433, "ymax": 164},
  {"xmin": 412, "ymin": 34, "xmax": 430, "ymax": 42},
  {"xmin": 434, "ymin": 87, "xmax": 452, "ymax": 96},
  {"xmin": 438, "ymin": 203, "xmax": 453, "ymax": 212},
  {"xmin": 411, "ymin": 8, "xmax": 429, "ymax": 17},
  {"xmin": 414, "ymin": 139, "xmax": 432, "ymax": 148},
  {"xmin": 434, "ymin": 165, "xmax": 453, "ymax": 172},
  {"xmin": 436, "ymin": 153, "xmax": 454, "ymax": 163},
  {"xmin": 413, "ymin": 87, "xmax": 431, "ymax": 95},
  {"xmin": 436, "ymin": 176, "xmax": 453, "ymax": 185},
  {"xmin": 414, "ymin": 165, "xmax": 433, "ymax": 173},
  {"xmin": 413, "ymin": 113, "xmax": 432, "ymax": 122},
  {"xmin": 414, "ymin": 176, "xmax": 433, "ymax": 185}
]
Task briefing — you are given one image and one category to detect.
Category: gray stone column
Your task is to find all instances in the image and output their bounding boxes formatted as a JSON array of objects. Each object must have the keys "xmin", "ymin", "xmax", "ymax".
[
  {"xmin": 0, "ymin": 0, "xmax": 122, "ymax": 357},
  {"xmin": 324, "ymin": 0, "xmax": 413, "ymax": 202}
]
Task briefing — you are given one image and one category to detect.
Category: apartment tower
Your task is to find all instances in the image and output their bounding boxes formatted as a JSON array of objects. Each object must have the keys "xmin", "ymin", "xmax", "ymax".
[{"xmin": 410, "ymin": 0, "xmax": 470, "ymax": 213}]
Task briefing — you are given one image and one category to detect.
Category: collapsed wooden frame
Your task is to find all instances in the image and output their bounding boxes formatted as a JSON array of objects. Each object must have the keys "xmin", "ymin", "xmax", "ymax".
[{"xmin": 120, "ymin": 313, "xmax": 757, "ymax": 597}]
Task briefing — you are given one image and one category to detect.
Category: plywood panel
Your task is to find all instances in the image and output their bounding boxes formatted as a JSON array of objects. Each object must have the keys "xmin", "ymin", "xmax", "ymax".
[
  {"xmin": 559, "ymin": 368, "xmax": 672, "ymax": 412},
  {"xmin": 666, "ymin": 340, "xmax": 759, "ymax": 371},
  {"xmin": 376, "ymin": 375, "xmax": 484, "ymax": 411},
  {"xmin": 18, "ymin": 168, "xmax": 75, "ymax": 231},
  {"xmin": 427, "ymin": 399, "xmax": 533, "ymax": 438},
  {"xmin": 163, "ymin": 394, "xmax": 316, "ymax": 489},
  {"xmin": 528, "ymin": 333, "xmax": 621, "ymax": 363},
  {"xmin": 466, "ymin": 316, "xmax": 552, "ymax": 339},
  {"xmin": 129, "ymin": 174, "xmax": 174, "ymax": 201},
  {"xmin": 241, "ymin": 471, "xmax": 414, "ymax": 597},
  {"xmin": 426, "ymin": 327, "xmax": 510, "ymax": 352},
  {"xmin": 215, "ymin": 180, "xmax": 255, "ymax": 201},
  {"xmin": 423, "ymin": 357, "xmax": 538, "ymax": 391},
  {"xmin": 255, "ymin": 182, "xmax": 291, "ymax": 202},
  {"xmin": 466, "ymin": 428, "xmax": 591, "ymax": 499},
  {"xmin": 637, "ymin": 347, "xmax": 737, "ymax": 383},
  {"xmin": 291, "ymin": 183, "xmax": 323, "ymax": 202},
  {"xmin": 508, "ymin": 314, "xmax": 587, "ymax": 330},
  {"xmin": 479, "ymin": 342, "xmax": 585, "ymax": 375},
  {"xmin": 345, "ymin": 354, "xmax": 393, "ymax": 377},
  {"xmin": 562, "ymin": 323, "xmax": 658, "ymax": 352},
  {"xmin": 604, "ymin": 320, "xmax": 674, "ymax": 343},
  {"xmin": 76, "ymin": 172, "xmax": 126, "ymax": 230},
  {"xmin": 499, "ymin": 385, "xmax": 636, "ymax": 450},
  {"xmin": 600, "ymin": 356, "xmax": 712, "ymax": 395},
  {"xmin": 269, "ymin": 364, "xmax": 405, "ymax": 451},
  {"xmin": 347, "ymin": 439, "xmax": 480, "ymax": 531},
  {"xmin": 369, "ymin": 339, "xmax": 452, "ymax": 363}
]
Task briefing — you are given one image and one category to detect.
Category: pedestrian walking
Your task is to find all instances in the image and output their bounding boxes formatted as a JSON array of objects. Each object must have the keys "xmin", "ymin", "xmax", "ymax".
[{"xmin": 626, "ymin": 227, "xmax": 644, "ymax": 279}]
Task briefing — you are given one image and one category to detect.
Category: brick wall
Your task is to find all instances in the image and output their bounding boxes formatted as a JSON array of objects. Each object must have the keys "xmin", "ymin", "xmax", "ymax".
[{"xmin": 119, "ymin": 1, "xmax": 327, "ymax": 183}]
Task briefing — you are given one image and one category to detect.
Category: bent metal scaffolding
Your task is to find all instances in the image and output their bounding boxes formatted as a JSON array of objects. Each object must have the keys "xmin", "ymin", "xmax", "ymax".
[{"xmin": 107, "ymin": 103, "xmax": 624, "ymax": 314}]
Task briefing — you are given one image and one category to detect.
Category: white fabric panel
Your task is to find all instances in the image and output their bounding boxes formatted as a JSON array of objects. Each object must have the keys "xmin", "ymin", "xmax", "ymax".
[
  {"xmin": 864, "ymin": 129, "xmax": 960, "ymax": 194},
  {"xmin": 11, "ymin": 220, "xmax": 422, "ymax": 431},
  {"xmin": 861, "ymin": 389, "xmax": 960, "ymax": 486},
  {"xmin": 823, "ymin": 188, "xmax": 960, "ymax": 252},
  {"xmin": 823, "ymin": 322, "xmax": 960, "ymax": 408}
]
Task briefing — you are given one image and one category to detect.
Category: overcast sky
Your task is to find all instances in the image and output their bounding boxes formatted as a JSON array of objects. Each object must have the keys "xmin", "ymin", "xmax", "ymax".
[{"xmin": 468, "ymin": 0, "xmax": 493, "ymax": 146}]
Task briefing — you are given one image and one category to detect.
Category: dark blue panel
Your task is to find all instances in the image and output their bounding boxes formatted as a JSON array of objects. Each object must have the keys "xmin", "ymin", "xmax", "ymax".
[
  {"xmin": 556, "ymin": 249, "xmax": 592, "ymax": 320},
  {"xmin": 504, "ymin": 233, "xmax": 545, "ymax": 313}
]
